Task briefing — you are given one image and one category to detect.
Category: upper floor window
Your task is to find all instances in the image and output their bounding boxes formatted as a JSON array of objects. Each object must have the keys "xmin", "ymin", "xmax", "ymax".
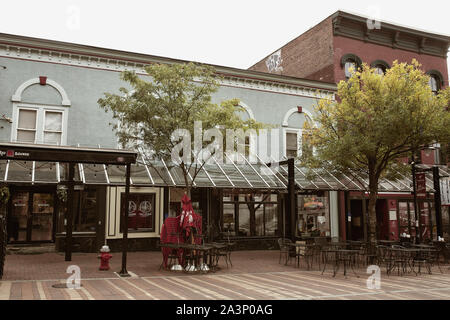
[
  {"xmin": 426, "ymin": 70, "xmax": 444, "ymax": 95},
  {"xmin": 344, "ymin": 61, "xmax": 357, "ymax": 79},
  {"xmin": 11, "ymin": 77, "xmax": 70, "ymax": 146},
  {"xmin": 286, "ymin": 132, "xmax": 299, "ymax": 158},
  {"xmin": 12, "ymin": 105, "xmax": 67, "ymax": 145},
  {"xmin": 428, "ymin": 75, "xmax": 440, "ymax": 94},
  {"xmin": 341, "ymin": 54, "xmax": 362, "ymax": 80},
  {"xmin": 370, "ymin": 60, "xmax": 391, "ymax": 76}
]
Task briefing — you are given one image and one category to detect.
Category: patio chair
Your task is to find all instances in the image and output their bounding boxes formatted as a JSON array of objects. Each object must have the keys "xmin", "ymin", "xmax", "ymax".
[
  {"xmin": 314, "ymin": 237, "xmax": 329, "ymax": 268},
  {"xmin": 425, "ymin": 248, "xmax": 443, "ymax": 274},
  {"xmin": 295, "ymin": 242, "xmax": 315, "ymax": 270},
  {"xmin": 364, "ymin": 242, "xmax": 378, "ymax": 266},
  {"xmin": 389, "ymin": 245, "xmax": 409, "ymax": 276},
  {"xmin": 278, "ymin": 238, "xmax": 293, "ymax": 265},
  {"xmin": 376, "ymin": 245, "xmax": 393, "ymax": 274},
  {"xmin": 215, "ymin": 235, "xmax": 234, "ymax": 268}
]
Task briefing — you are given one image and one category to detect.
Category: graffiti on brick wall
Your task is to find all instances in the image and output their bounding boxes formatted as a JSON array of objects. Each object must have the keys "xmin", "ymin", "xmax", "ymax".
[{"xmin": 265, "ymin": 50, "xmax": 283, "ymax": 73}]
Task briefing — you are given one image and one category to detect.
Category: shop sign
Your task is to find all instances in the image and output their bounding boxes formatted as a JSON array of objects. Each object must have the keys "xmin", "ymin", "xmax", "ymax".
[{"xmin": 415, "ymin": 173, "xmax": 426, "ymax": 198}]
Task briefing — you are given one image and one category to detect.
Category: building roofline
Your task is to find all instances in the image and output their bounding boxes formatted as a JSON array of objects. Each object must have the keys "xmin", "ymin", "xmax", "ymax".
[
  {"xmin": 249, "ymin": 9, "xmax": 450, "ymax": 71},
  {"xmin": 332, "ymin": 10, "xmax": 450, "ymax": 41},
  {"xmin": 0, "ymin": 32, "xmax": 336, "ymax": 92}
]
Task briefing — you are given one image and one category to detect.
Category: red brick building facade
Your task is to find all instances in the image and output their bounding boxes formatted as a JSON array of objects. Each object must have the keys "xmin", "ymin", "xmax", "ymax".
[
  {"xmin": 250, "ymin": 11, "xmax": 449, "ymax": 87},
  {"xmin": 250, "ymin": 11, "xmax": 450, "ymax": 242}
]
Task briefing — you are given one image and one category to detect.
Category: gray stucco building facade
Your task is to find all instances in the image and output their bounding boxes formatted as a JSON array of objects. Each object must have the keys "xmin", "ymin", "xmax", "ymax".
[{"xmin": 0, "ymin": 32, "xmax": 342, "ymax": 252}]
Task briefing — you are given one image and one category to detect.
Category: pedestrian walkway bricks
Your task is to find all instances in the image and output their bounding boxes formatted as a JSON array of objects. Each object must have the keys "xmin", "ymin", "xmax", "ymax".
[
  {"xmin": 1, "ymin": 250, "xmax": 450, "ymax": 300},
  {"xmin": 2, "ymin": 269, "xmax": 450, "ymax": 300}
]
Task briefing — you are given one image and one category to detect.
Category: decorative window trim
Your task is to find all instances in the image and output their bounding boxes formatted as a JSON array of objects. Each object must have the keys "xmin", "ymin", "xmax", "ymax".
[
  {"xmin": 340, "ymin": 53, "xmax": 362, "ymax": 68},
  {"xmin": 370, "ymin": 60, "xmax": 391, "ymax": 70},
  {"xmin": 426, "ymin": 70, "xmax": 444, "ymax": 86},
  {"xmin": 238, "ymin": 101, "xmax": 255, "ymax": 120},
  {"xmin": 282, "ymin": 107, "xmax": 315, "ymax": 128},
  {"xmin": 11, "ymin": 77, "xmax": 71, "ymax": 106},
  {"xmin": 10, "ymin": 103, "xmax": 69, "ymax": 145}
]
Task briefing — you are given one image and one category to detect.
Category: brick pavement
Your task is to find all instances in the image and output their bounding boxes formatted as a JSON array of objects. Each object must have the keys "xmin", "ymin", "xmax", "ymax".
[{"xmin": 1, "ymin": 250, "xmax": 450, "ymax": 300}]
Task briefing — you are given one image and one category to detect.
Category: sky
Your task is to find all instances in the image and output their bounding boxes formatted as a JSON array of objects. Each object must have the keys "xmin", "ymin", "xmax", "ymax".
[{"xmin": 0, "ymin": 0, "xmax": 449, "ymax": 76}]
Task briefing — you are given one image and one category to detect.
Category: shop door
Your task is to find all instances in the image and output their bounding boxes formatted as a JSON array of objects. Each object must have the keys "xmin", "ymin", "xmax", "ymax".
[{"xmin": 8, "ymin": 191, "xmax": 55, "ymax": 243}]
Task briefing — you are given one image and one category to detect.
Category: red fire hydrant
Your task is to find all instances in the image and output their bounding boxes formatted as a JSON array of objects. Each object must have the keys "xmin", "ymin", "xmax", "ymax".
[{"xmin": 98, "ymin": 245, "xmax": 112, "ymax": 271}]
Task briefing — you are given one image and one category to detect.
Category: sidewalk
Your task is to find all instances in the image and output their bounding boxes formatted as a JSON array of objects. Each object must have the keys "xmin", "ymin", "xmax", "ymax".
[
  {"xmin": 2, "ymin": 250, "xmax": 288, "ymax": 281},
  {"xmin": 1, "ymin": 250, "xmax": 450, "ymax": 300}
]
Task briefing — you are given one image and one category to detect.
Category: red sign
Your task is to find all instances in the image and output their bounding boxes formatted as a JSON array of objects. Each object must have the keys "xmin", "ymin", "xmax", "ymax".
[
  {"xmin": 7, "ymin": 150, "xmax": 14, "ymax": 157},
  {"xmin": 415, "ymin": 173, "xmax": 426, "ymax": 198}
]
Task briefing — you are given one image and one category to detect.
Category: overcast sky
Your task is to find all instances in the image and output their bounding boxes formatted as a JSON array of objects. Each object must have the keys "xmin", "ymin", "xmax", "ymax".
[{"xmin": 1, "ymin": 0, "xmax": 449, "ymax": 76}]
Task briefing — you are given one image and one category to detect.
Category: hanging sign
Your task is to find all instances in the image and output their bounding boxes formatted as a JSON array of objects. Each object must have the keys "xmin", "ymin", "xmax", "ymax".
[{"xmin": 415, "ymin": 173, "xmax": 426, "ymax": 198}]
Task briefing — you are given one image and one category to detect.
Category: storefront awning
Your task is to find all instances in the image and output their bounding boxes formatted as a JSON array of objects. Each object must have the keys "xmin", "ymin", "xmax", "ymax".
[
  {"xmin": 0, "ymin": 146, "xmax": 448, "ymax": 193},
  {"xmin": 276, "ymin": 159, "xmax": 449, "ymax": 193}
]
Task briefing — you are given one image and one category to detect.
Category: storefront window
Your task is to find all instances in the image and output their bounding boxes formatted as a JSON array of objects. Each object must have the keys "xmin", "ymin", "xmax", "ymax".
[
  {"xmin": 57, "ymin": 187, "xmax": 99, "ymax": 233},
  {"xmin": 296, "ymin": 192, "xmax": 330, "ymax": 237},
  {"xmin": 398, "ymin": 200, "xmax": 438, "ymax": 240},
  {"xmin": 74, "ymin": 189, "xmax": 97, "ymax": 232},
  {"xmin": 442, "ymin": 206, "xmax": 450, "ymax": 240},
  {"xmin": 398, "ymin": 201, "xmax": 410, "ymax": 236},
  {"xmin": 121, "ymin": 193, "xmax": 155, "ymax": 232},
  {"xmin": 222, "ymin": 191, "xmax": 279, "ymax": 237}
]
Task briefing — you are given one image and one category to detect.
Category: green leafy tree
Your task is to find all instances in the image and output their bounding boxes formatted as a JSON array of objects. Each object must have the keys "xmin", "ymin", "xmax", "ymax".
[
  {"xmin": 302, "ymin": 60, "xmax": 450, "ymax": 243},
  {"xmin": 99, "ymin": 62, "xmax": 265, "ymax": 195}
]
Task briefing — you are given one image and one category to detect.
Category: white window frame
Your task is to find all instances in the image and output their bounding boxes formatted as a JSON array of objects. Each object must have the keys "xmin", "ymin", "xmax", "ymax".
[
  {"xmin": 283, "ymin": 128, "xmax": 303, "ymax": 159},
  {"xmin": 11, "ymin": 103, "xmax": 68, "ymax": 145}
]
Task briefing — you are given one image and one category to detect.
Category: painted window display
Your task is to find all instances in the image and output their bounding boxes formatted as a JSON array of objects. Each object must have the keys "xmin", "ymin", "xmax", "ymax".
[
  {"xmin": 296, "ymin": 193, "xmax": 330, "ymax": 237},
  {"xmin": 121, "ymin": 193, "xmax": 155, "ymax": 232}
]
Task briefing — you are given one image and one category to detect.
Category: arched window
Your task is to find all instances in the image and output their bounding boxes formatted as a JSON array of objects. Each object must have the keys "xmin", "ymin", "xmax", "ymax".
[
  {"xmin": 426, "ymin": 70, "xmax": 444, "ymax": 95},
  {"xmin": 11, "ymin": 78, "xmax": 70, "ymax": 145},
  {"xmin": 341, "ymin": 54, "xmax": 362, "ymax": 79},
  {"xmin": 370, "ymin": 60, "xmax": 390, "ymax": 75}
]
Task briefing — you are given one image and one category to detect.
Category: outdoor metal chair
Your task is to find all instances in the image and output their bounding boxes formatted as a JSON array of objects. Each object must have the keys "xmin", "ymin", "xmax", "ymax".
[
  {"xmin": 364, "ymin": 242, "xmax": 378, "ymax": 266},
  {"xmin": 425, "ymin": 248, "xmax": 443, "ymax": 274},
  {"xmin": 214, "ymin": 236, "xmax": 234, "ymax": 268},
  {"xmin": 388, "ymin": 245, "xmax": 410, "ymax": 276},
  {"xmin": 376, "ymin": 245, "xmax": 393, "ymax": 273},
  {"xmin": 278, "ymin": 238, "xmax": 293, "ymax": 265},
  {"xmin": 295, "ymin": 242, "xmax": 315, "ymax": 270}
]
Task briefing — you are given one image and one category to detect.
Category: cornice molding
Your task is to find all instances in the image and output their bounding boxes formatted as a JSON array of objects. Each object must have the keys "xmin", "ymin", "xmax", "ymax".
[
  {"xmin": 332, "ymin": 12, "xmax": 450, "ymax": 58},
  {"xmin": 0, "ymin": 41, "xmax": 336, "ymax": 100}
]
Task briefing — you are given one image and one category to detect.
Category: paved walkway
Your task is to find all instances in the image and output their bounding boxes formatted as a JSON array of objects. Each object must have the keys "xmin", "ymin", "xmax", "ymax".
[{"xmin": 1, "ymin": 250, "xmax": 450, "ymax": 300}]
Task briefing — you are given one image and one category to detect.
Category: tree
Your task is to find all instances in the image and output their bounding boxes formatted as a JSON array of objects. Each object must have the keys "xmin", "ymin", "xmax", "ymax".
[
  {"xmin": 98, "ymin": 62, "xmax": 265, "ymax": 196},
  {"xmin": 302, "ymin": 60, "xmax": 450, "ymax": 243}
]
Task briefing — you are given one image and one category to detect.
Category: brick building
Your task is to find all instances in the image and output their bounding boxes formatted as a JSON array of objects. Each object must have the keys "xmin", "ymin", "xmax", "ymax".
[{"xmin": 250, "ymin": 10, "xmax": 450, "ymax": 242}]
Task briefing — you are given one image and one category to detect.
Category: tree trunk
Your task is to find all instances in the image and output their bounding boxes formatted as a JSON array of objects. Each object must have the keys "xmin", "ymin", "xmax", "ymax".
[
  {"xmin": 367, "ymin": 189, "xmax": 378, "ymax": 243},
  {"xmin": 367, "ymin": 168, "xmax": 379, "ymax": 244}
]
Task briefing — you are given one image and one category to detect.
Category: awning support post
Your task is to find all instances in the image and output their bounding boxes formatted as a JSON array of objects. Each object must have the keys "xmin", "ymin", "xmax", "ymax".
[
  {"xmin": 119, "ymin": 163, "xmax": 131, "ymax": 277},
  {"xmin": 288, "ymin": 158, "xmax": 296, "ymax": 242},
  {"xmin": 433, "ymin": 166, "xmax": 443, "ymax": 238},
  {"xmin": 65, "ymin": 163, "xmax": 75, "ymax": 261}
]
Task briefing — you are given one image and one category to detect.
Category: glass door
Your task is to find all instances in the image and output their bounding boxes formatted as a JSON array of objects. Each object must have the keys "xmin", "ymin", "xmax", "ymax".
[
  {"xmin": 9, "ymin": 192, "xmax": 30, "ymax": 242},
  {"xmin": 8, "ymin": 191, "xmax": 54, "ymax": 243},
  {"xmin": 31, "ymin": 193, "xmax": 54, "ymax": 242}
]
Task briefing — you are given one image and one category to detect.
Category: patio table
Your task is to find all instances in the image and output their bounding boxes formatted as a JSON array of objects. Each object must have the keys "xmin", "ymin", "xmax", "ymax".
[
  {"xmin": 288, "ymin": 243, "xmax": 316, "ymax": 269},
  {"xmin": 321, "ymin": 249, "xmax": 360, "ymax": 278},
  {"xmin": 387, "ymin": 248, "xmax": 430, "ymax": 276}
]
